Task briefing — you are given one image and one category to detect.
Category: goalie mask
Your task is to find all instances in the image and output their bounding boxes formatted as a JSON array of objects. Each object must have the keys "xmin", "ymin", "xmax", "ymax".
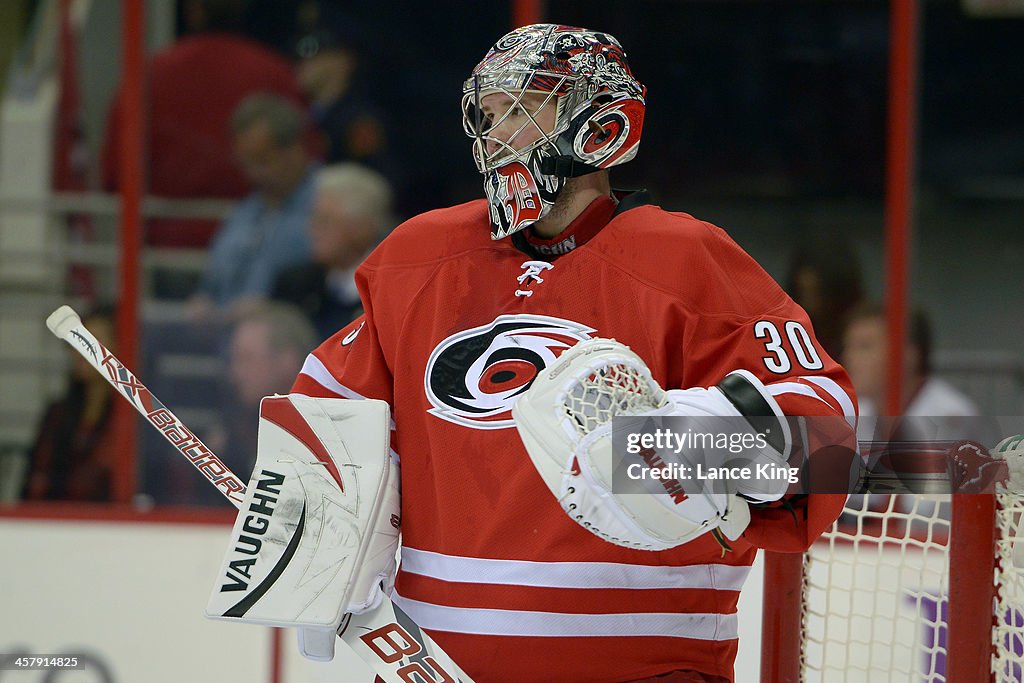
[{"xmin": 462, "ymin": 24, "xmax": 647, "ymax": 240}]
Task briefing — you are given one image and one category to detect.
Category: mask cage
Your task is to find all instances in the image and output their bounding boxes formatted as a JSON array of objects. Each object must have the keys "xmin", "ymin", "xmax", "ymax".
[{"xmin": 461, "ymin": 71, "xmax": 582, "ymax": 174}]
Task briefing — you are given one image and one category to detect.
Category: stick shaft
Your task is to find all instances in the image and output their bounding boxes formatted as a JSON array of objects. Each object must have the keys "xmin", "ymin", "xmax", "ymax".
[
  {"xmin": 51, "ymin": 311, "xmax": 246, "ymax": 508},
  {"xmin": 342, "ymin": 600, "xmax": 476, "ymax": 682},
  {"xmin": 47, "ymin": 307, "xmax": 474, "ymax": 682}
]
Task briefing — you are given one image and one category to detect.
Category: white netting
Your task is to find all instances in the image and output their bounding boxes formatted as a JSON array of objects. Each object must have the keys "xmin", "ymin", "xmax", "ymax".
[
  {"xmin": 561, "ymin": 358, "xmax": 666, "ymax": 437},
  {"xmin": 801, "ymin": 494, "xmax": 952, "ymax": 682},
  {"xmin": 995, "ymin": 489, "xmax": 1024, "ymax": 682},
  {"xmin": 798, "ymin": 489, "xmax": 1024, "ymax": 682}
]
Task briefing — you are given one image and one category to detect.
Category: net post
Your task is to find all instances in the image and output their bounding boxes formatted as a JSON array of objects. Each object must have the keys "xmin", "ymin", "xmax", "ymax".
[
  {"xmin": 761, "ymin": 550, "xmax": 804, "ymax": 682},
  {"xmin": 116, "ymin": 0, "xmax": 144, "ymax": 503},
  {"xmin": 948, "ymin": 493, "xmax": 997, "ymax": 682}
]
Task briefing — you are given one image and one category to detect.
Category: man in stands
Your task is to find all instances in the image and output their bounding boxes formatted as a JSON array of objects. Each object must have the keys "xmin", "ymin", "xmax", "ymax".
[
  {"xmin": 186, "ymin": 94, "xmax": 317, "ymax": 323},
  {"xmin": 272, "ymin": 163, "xmax": 393, "ymax": 340}
]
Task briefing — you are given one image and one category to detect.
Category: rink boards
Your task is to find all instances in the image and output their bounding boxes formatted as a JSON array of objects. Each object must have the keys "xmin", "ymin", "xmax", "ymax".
[{"xmin": 1, "ymin": 510, "xmax": 980, "ymax": 682}]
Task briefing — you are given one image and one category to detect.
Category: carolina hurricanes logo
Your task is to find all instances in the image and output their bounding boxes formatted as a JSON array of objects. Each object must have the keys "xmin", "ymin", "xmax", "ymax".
[
  {"xmin": 424, "ymin": 315, "xmax": 596, "ymax": 429},
  {"xmin": 573, "ymin": 98, "xmax": 644, "ymax": 168}
]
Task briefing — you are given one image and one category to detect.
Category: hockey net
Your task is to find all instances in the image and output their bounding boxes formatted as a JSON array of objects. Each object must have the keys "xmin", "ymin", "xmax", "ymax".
[{"xmin": 762, "ymin": 446, "xmax": 1024, "ymax": 682}]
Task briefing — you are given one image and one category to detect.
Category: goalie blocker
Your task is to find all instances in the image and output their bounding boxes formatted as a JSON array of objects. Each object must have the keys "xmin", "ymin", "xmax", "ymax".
[{"xmin": 206, "ymin": 395, "xmax": 400, "ymax": 662}]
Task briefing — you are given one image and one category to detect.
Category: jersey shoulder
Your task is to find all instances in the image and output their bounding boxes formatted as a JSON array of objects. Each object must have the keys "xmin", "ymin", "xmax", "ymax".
[
  {"xmin": 608, "ymin": 204, "xmax": 718, "ymax": 245},
  {"xmin": 595, "ymin": 204, "xmax": 791, "ymax": 315},
  {"xmin": 362, "ymin": 199, "xmax": 492, "ymax": 272}
]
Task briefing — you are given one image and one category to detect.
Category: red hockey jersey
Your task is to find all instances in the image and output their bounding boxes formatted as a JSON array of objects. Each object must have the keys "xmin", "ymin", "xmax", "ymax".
[{"xmin": 291, "ymin": 195, "xmax": 857, "ymax": 683}]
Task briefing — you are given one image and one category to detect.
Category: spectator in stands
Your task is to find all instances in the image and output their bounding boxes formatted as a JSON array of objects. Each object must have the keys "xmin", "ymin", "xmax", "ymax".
[
  {"xmin": 843, "ymin": 302, "xmax": 980, "ymax": 424},
  {"xmin": 272, "ymin": 163, "xmax": 393, "ymax": 340},
  {"xmin": 785, "ymin": 234, "xmax": 865, "ymax": 360},
  {"xmin": 21, "ymin": 307, "xmax": 124, "ymax": 502},
  {"xmin": 293, "ymin": 22, "xmax": 396, "ymax": 179},
  {"xmin": 204, "ymin": 302, "xmax": 318, "ymax": 491},
  {"xmin": 102, "ymin": 0, "xmax": 304, "ymax": 251},
  {"xmin": 186, "ymin": 94, "xmax": 317, "ymax": 323},
  {"xmin": 840, "ymin": 306, "xmax": 990, "ymax": 531}
]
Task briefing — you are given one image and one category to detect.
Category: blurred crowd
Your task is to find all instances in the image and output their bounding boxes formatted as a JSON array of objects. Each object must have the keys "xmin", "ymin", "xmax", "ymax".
[
  {"xmin": 10, "ymin": 0, "xmax": 1015, "ymax": 507},
  {"xmin": 20, "ymin": 0, "xmax": 403, "ymax": 505}
]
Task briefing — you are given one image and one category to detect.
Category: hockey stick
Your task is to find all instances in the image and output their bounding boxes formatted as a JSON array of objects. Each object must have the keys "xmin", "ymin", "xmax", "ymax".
[
  {"xmin": 46, "ymin": 305, "xmax": 474, "ymax": 683},
  {"xmin": 46, "ymin": 306, "xmax": 246, "ymax": 505}
]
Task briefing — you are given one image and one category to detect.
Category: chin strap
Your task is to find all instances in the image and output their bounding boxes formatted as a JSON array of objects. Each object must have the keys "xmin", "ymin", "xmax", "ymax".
[{"xmin": 539, "ymin": 155, "xmax": 600, "ymax": 178}]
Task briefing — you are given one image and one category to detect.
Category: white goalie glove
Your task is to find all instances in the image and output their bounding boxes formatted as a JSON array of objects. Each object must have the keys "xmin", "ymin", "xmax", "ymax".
[
  {"xmin": 206, "ymin": 395, "xmax": 400, "ymax": 662},
  {"xmin": 512, "ymin": 338, "xmax": 792, "ymax": 551}
]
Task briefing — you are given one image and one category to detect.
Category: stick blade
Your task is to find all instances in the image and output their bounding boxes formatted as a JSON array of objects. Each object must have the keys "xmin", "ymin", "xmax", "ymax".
[{"xmin": 46, "ymin": 305, "xmax": 82, "ymax": 338}]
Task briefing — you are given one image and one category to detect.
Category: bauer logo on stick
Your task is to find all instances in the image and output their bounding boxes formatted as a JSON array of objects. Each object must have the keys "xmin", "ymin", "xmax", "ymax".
[{"xmin": 46, "ymin": 305, "xmax": 247, "ymax": 506}]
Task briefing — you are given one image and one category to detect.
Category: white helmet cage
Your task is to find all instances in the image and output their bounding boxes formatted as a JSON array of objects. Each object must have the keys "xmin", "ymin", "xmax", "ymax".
[{"xmin": 462, "ymin": 24, "xmax": 647, "ymax": 239}]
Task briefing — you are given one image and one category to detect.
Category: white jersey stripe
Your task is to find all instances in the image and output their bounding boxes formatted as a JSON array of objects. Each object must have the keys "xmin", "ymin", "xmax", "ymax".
[
  {"xmin": 391, "ymin": 592, "xmax": 739, "ymax": 640},
  {"xmin": 299, "ymin": 354, "xmax": 366, "ymax": 399},
  {"xmin": 768, "ymin": 381, "xmax": 830, "ymax": 405},
  {"xmin": 400, "ymin": 547, "xmax": 750, "ymax": 591},
  {"xmin": 801, "ymin": 375, "xmax": 857, "ymax": 425},
  {"xmin": 768, "ymin": 377, "xmax": 856, "ymax": 429}
]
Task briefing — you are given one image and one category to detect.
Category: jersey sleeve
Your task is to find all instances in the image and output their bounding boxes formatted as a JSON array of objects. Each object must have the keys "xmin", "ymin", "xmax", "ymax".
[
  {"xmin": 290, "ymin": 265, "xmax": 394, "ymax": 409},
  {"xmin": 692, "ymin": 312, "xmax": 856, "ymax": 552},
  {"xmin": 676, "ymin": 225, "xmax": 859, "ymax": 552},
  {"xmin": 751, "ymin": 343, "xmax": 858, "ymax": 554}
]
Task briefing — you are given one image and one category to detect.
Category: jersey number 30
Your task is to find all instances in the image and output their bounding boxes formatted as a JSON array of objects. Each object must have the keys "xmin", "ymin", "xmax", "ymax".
[{"xmin": 754, "ymin": 320, "xmax": 823, "ymax": 373}]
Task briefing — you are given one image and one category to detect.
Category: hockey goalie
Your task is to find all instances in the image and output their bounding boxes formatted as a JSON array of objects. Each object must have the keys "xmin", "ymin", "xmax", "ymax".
[
  {"xmin": 205, "ymin": 342, "xmax": 854, "ymax": 680},
  {"xmin": 211, "ymin": 22, "xmax": 862, "ymax": 683},
  {"xmin": 51, "ymin": 297, "xmax": 1022, "ymax": 683}
]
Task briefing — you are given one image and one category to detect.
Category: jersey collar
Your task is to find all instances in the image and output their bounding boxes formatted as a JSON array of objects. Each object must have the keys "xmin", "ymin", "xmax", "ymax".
[{"xmin": 510, "ymin": 189, "xmax": 651, "ymax": 260}]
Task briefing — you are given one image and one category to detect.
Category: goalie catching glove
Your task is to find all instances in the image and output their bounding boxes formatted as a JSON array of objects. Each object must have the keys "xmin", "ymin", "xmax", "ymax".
[
  {"xmin": 206, "ymin": 395, "xmax": 399, "ymax": 662},
  {"xmin": 512, "ymin": 338, "xmax": 792, "ymax": 551}
]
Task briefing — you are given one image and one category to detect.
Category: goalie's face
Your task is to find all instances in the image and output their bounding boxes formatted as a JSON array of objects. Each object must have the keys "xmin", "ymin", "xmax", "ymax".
[{"xmin": 465, "ymin": 90, "xmax": 560, "ymax": 173}]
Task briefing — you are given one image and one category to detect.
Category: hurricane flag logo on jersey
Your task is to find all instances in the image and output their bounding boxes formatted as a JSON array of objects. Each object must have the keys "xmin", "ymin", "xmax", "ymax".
[{"xmin": 425, "ymin": 315, "xmax": 595, "ymax": 429}]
